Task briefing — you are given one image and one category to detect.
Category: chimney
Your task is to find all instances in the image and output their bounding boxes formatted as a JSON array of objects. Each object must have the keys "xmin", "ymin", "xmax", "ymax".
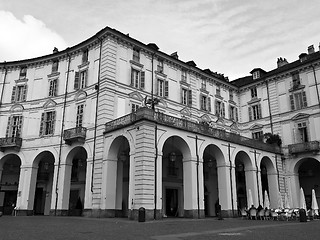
[
  {"xmin": 277, "ymin": 57, "xmax": 288, "ymax": 68},
  {"xmin": 53, "ymin": 47, "xmax": 59, "ymax": 53},
  {"xmin": 308, "ymin": 45, "xmax": 315, "ymax": 54},
  {"xmin": 170, "ymin": 52, "xmax": 179, "ymax": 59}
]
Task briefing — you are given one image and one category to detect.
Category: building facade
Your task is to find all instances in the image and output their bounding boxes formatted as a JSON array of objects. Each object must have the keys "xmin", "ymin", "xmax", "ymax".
[{"xmin": 0, "ymin": 26, "xmax": 318, "ymax": 219}]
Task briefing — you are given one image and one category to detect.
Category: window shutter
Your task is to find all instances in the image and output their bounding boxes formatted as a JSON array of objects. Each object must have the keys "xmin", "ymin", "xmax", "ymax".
[
  {"xmin": 5, "ymin": 116, "xmax": 11, "ymax": 137},
  {"xmin": 18, "ymin": 116, "xmax": 23, "ymax": 137},
  {"xmin": 222, "ymin": 102, "xmax": 225, "ymax": 118},
  {"xmin": 164, "ymin": 80, "xmax": 169, "ymax": 98},
  {"xmin": 39, "ymin": 113, "xmax": 45, "ymax": 136},
  {"xmin": 215, "ymin": 100, "xmax": 219, "ymax": 115},
  {"xmin": 55, "ymin": 79, "xmax": 58, "ymax": 96},
  {"xmin": 11, "ymin": 86, "xmax": 17, "ymax": 103},
  {"xmin": 229, "ymin": 106, "xmax": 232, "ymax": 119},
  {"xmin": 130, "ymin": 69, "xmax": 134, "ymax": 86},
  {"xmin": 22, "ymin": 85, "xmax": 28, "ymax": 101},
  {"xmin": 248, "ymin": 106, "xmax": 252, "ymax": 121},
  {"xmin": 74, "ymin": 71, "xmax": 80, "ymax": 90},
  {"xmin": 52, "ymin": 111, "xmax": 56, "ymax": 134},
  {"xmin": 258, "ymin": 104, "xmax": 262, "ymax": 119},
  {"xmin": 208, "ymin": 97, "xmax": 211, "ymax": 112},
  {"xmin": 289, "ymin": 95, "xmax": 295, "ymax": 110},
  {"xmin": 180, "ymin": 89, "xmax": 183, "ymax": 104},
  {"xmin": 188, "ymin": 89, "xmax": 192, "ymax": 106},
  {"xmin": 84, "ymin": 70, "xmax": 88, "ymax": 87},
  {"xmin": 235, "ymin": 108, "xmax": 239, "ymax": 122},
  {"xmin": 156, "ymin": 80, "xmax": 159, "ymax": 96},
  {"xmin": 140, "ymin": 71, "xmax": 145, "ymax": 89},
  {"xmin": 302, "ymin": 91, "xmax": 307, "ymax": 108}
]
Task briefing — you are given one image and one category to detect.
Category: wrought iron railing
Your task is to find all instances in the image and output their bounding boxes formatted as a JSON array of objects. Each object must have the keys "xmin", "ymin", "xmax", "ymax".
[
  {"xmin": 63, "ymin": 127, "xmax": 87, "ymax": 141},
  {"xmin": 288, "ymin": 141, "xmax": 320, "ymax": 155},
  {"xmin": 0, "ymin": 137, "xmax": 22, "ymax": 150},
  {"xmin": 105, "ymin": 108, "xmax": 281, "ymax": 154}
]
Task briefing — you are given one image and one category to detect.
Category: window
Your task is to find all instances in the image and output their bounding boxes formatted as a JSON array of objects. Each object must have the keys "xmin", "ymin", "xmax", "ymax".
[
  {"xmin": 200, "ymin": 94, "xmax": 211, "ymax": 112},
  {"xmin": 49, "ymin": 79, "xmax": 58, "ymax": 97},
  {"xmin": 52, "ymin": 60, "xmax": 59, "ymax": 73},
  {"xmin": 131, "ymin": 103, "xmax": 140, "ymax": 113},
  {"xmin": 39, "ymin": 111, "xmax": 56, "ymax": 136},
  {"xmin": 157, "ymin": 59, "xmax": 164, "ymax": 73},
  {"xmin": 252, "ymin": 131, "xmax": 263, "ymax": 140},
  {"xmin": 251, "ymin": 87, "xmax": 257, "ymax": 98},
  {"xmin": 181, "ymin": 88, "xmax": 192, "ymax": 106},
  {"xmin": 201, "ymin": 79, "xmax": 206, "ymax": 90},
  {"xmin": 229, "ymin": 90, "xmax": 234, "ymax": 101},
  {"xmin": 289, "ymin": 91, "xmax": 307, "ymax": 110},
  {"xmin": 130, "ymin": 68, "xmax": 145, "ymax": 89},
  {"xmin": 252, "ymin": 71, "xmax": 260, "ymax": 80},
  {"xmin": 74, "ymin": 70, "xmax": 87, "ymax": 90},
  {"xmin": 11, "ymin": 85, "xmax": 28, "ymax": 103},
  {"xmin": 157, "ymin": 79, "xmax": 168, "ymax": 98},
  {"xmin": 82, "ymin": 49, "xmax": 89, "ymax": 63},
  {"xmin": 248, "ymin": 104, "xmax": 262, "ymax": 121},
  {"xmin": 216, "ymin": 84, "xmax": 221, "ymax": 96},
  {"xmin": 229, "ymin": 105, "xmax": 238, "ymax": 122},
  {"xmin": 215, "ymin": 100, "xmax": 225, "ymax": 117},
  {"xmin": 19, "ymin": 67, "xmax": 27, "ymax": 79},
  {"xmin": 6, "ymin": 116, "xmax": 23, "ymax": 138},
  {"xmin": 181, "ymin": 70, "xmax": 187, "ymax": 82},
  {"xmin": 297, "ymin": 122, "xmax": 308, "ymax": 143},
  {"xmin": 292, "ymin": 72, "xmax": 300, "ymax": 88},
  {"xmin": 133, "ymin": 48, "xmax": 140, "ymax": 63},
  {"xmin": 76, "ymin": 105, "xmax": 84, "ymax": 127}
]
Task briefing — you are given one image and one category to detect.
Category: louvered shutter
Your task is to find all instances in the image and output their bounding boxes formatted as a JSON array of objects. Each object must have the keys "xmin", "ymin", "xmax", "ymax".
[
  {"xmin": 302, "ymin": 91, "xmax": 307, "ymax": 108},
  {"xmin": 188, "ymin": 90, "xmax": 192, "ymax": 106},
  {"xmin": 140, "ymin": 71, "xmax": 145, "ymax": 89},
  {"xmin": 39, "ymin": 113, "xmax": 45, "ymax": 136},
  {"xmin": 181, "ymin": 89, "xmax": 184, "ymax": 104},
  {"xmin": 215, "ymin": 100, "xmax": 219, "ymax": 115},
  {"xmin": 156, "ymin": 80, "xmax": 159, "ymax": 96},
  {"xmin": 84, "ymin": 70, "xmax": 88, "ymax": 87},
  {"xmin": 229, "ymin": 105, "xmax": 232, "ymax": 119},
  {"xmin": 22, "ymin": 85, "xmax": 28, "ymax": 101},
  {"xmin": 235, "ymin": 108, "xmax": 239, "ymax": 122},
  {"xmin": 74, "ymin": 71, "xmax": 80, "ymax": 89},
  {"xmin": 130, "ymin": 69, "xmax": 134, "ymax": 86},
  {"xmin": 222, "ymin": 102, "xmax": 225, "ymax": 118},
  {"xmin": 208, "ymin": 97, "xmax": 211, "ymax": 112},
  {"xmin": 164, "ymin": 80, "xmax": 169, "ymax": 98},
  {"xmin": 289, "ymin": 95, "xmax": 295, "ymax": 110},
  {"xmin": 248, "ymin": 106, "xmax": 252, "ymax": 121},
  {"xmin": 11, "ymin": 86, "xmax": 17, "ymax": 103},
  {"xmin": 52, "ymin": 111, "xmax": 56, "ymax": 135},
  {"xmin": 258, "ymin": 104, "xmax": 262, "ymax": 119},
  {"xmin": 18, "ymin": 116, "xmax": 23, "ymax": 137},
  {"xmin": 5, "ymin": 116, "xmax": 11, "ymax": 137},
  {"xmin": 55, "ymin": 79, "xmax": 58, "ymax": 96}
]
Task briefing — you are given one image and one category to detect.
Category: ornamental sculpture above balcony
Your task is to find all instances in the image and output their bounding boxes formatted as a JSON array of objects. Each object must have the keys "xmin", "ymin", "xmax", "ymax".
[
  {"xmin": 63, "ymin": 127, "xmax": 87, "ymax": 145},
  {"xmin": 0, "ymin": 136, "xmax": 22, "ymax": 152},
  {"xmin": 288, "ymin": 141, "xmax": 320, "ymax": 155}
]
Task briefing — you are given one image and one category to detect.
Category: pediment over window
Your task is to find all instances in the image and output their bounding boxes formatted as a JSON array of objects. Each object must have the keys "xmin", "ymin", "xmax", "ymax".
[
  {"xmin": 200, "ymin": 114, "xmax": 211, "ymax": 122},
  {"xmin": 291, "ymin": 113, "xmax": 309, "ymax": 120},
  {"xmin": 216, "ymin": 117, "xmax": 225, "ymax": 125},
  {"xmin": 10, "ymin": 104, "xmax": 24, "ymax": 112},
  {"xmin": 43, "ymin": 99, "xmax": 57, "ymax": 109},
  {"xmin": 156, "ymin": 99, "xmax": 167, "ymax": 109},
  {"xmin": 230, "ymin": 122, "xmax": 239, "ymax": 130},
  {"xmin": 129, "ymin": 91, "xmax": 144, "ymax": 101},
  {"xmin": 75, "ymin": 90, "xmax": 87, "ymax": 101},
  {"xmin": 180, "ymin": 107, "xmax": 191, "ymax": 116},
  {"xmin": 249, "ymin": 123, "xmax": 263, "ymax": 130}
]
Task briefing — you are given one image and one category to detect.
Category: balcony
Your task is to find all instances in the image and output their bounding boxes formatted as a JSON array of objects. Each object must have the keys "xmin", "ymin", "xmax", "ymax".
[
  {"xmin": 0, "ymin": 137, "xmax": 22, "ymax": 152},
  {"xmin": 63, "ymin": 127, "xmax": 87, "ymax": 145},
  {"xmin": 105, "ymin": 108, "xmax": 281, "ymax": 154},
  {"xmin": 288, "ymin": 141, "xmax": 320, "ymax": 155}
]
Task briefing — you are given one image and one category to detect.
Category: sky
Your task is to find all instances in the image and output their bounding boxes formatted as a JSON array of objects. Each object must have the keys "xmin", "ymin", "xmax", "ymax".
[{"xmin": 1, "ymin": 0, "xmax": 320, "ymax": 81}]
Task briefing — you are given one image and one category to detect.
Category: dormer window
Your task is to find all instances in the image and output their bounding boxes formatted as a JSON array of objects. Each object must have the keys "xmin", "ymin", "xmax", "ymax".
[
  {"xmin": 252, "ymin": 71, "xmax": 260, "ymax": 80},
  {"xmin": 133, "ymin": 48, "xmax": 140, "ymax": 63}
]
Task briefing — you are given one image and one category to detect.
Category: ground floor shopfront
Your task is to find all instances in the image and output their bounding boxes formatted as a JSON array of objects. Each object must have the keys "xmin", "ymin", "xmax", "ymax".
[{"xmin": 0, "ymin": 109, "xmax": 319, "ymax": 220}]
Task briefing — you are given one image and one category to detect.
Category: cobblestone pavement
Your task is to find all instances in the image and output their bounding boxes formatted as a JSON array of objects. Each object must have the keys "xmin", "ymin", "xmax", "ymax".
[{"xmin": 0, "ymin": 216, "xmax": 319, "ymax": 240}]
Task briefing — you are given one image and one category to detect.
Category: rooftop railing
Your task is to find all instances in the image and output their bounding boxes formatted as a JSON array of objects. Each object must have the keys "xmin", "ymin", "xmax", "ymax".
[{"xmin": 105, "ymin": 108, "xmax": 281, "ymax": 154}]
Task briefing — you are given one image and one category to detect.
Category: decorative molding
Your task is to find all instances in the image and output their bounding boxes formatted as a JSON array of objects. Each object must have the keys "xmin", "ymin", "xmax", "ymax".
[
  {"xmin": 10, "ymin": 104, "xmax": 24, "ymax": 112},
  {"xmin": 43, "ymin": 99, "xmax": 57, "ymax": 109},
  {"xmin": 75, "ymin": 90, "xmax": 87, "ymax": 101},
  {"xmin": 129, "ymin": 91, "xmax": 144, "ymax": 101},
  {"xmin": 291, "ymin": 113, "xmax": 310, "ymax": 121},
  {"xmin": 249, "ymin": 123, "xmax": 264, "ymax": 130}
]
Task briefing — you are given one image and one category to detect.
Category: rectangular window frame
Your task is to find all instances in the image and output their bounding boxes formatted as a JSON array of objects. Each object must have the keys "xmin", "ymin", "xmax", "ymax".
[{"xmin": 76, "ymin": 104, "xmax": 84, "ymax": 128}]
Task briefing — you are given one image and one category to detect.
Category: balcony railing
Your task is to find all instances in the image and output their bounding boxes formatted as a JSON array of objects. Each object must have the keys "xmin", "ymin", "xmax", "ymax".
[
  {"xmin": 63, "ymin": 127, "xmax": 87, "ymax": 145},
  {"xmin": 0, "ymin": 137, "xmax": 22, "ymax": 151},
  {"xmin": 288, "ymin": 141, "xmax": 320, "ymax": 155},
  {"xmin": 105, "ymin": 108, "xmax": 281, "ymax": 154}
]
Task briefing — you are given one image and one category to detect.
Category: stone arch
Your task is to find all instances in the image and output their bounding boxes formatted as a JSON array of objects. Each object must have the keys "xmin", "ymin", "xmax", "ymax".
[{"xmin": 260, "ymin": 156, "xmax": 278, "ymax": 208}]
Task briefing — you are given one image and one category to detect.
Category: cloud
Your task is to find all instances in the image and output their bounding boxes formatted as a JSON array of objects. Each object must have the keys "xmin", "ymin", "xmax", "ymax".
[{"xmin": 0, "ymin": 11, "xmax": 68, "ymax": 62}]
